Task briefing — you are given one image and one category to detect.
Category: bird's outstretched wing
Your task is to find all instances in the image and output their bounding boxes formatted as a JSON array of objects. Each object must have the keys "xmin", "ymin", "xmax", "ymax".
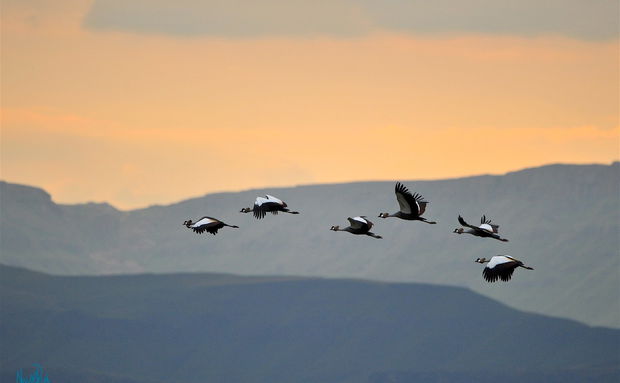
[
  {"xmin": 253, "ymin": 198, "xmax": 268, "ymax": 219},
  {"xmin": 417, "ymin": 201, "xmax": 428, "ymax": 216},
  {"xmin": 348, "ymin": 216, "xmax": 370, "ymax": 230},
  {"xmin": 265, "ymin": 195, "xmax": 285, "ymax": 206},
  {"xmin": 359, "ymin": 216, "xmax": 373, "ymax": 230},
  {"xmin": 483, "ymin": 262, "xmax": 516, "ymax": 282},
  {"xmin": 458, "ymin": 215, "xmax": 478, "ymax": 230},
  {"xmin": 190, "ymin": 217, "xmax": 221, "ymax": 235},
  {"xmin": 395, "ymin": 182, "xmax": 421, "ymax": 216},
  {"xmin": 253, "ymin": 195, "xmax": 286, "ymax": 219},
  {"xmin": 479, "ymin": 215, "xmax": 500, "ymax": 233},
  {"xmin": 482, "ymin": 256, "xmax": 518, "ymax": 282},
  {"xmin": 204, "ymin": 225, "xmax": 221, "ymax": 235}
]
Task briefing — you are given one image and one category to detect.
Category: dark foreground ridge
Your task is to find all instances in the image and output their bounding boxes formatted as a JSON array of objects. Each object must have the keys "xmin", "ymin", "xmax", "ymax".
[{"xmin": 1, "ymin": 265, "xmax": 618, "ymax": 383}]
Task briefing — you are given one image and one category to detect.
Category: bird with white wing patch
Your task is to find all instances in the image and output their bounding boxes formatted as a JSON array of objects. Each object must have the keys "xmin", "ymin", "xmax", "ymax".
[
  {"xmin": 183, "ymin": 217, "xmax": 239, "ymax": 235},
  {"xmin": 330, "ymin": 216, "xmax": 382, "ymax": 239},
  {"xmin": 454, "ymin": 215, "xmax": 509, "ymax": 242},
  {"xmin": 475, "ymin": 255, "xmax": 533, "ymax": 282},
  {"xmin": 240, "ymin": 194, "xmax": 300, "ymax": 219},
  {"xmin": 378, "ymin": 182, "xmax": 436, "ymax": 224}
]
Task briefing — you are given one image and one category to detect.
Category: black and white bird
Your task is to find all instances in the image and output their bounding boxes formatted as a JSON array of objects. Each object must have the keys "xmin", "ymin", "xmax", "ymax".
[
  {"xmin": 454, "ymin": 215, "xmax": 509, "ymax": 242},
  {"xmin": 330, "ymin": 216, "xmax": 382, "ymax": 239},
  {"xmin": 475, "ymin": 255, "xmax": 534, "ymax": 282},
  {"xmin": 378, "ymin": 182, "xmax": 436, "ymax": 224},
  {"xmin": 240, "ymin": 195, "xmax": 300, "ymax": 219},
  {"xmin": 183, "ymin": 217, "xmax": 239, "ymax": 235}
]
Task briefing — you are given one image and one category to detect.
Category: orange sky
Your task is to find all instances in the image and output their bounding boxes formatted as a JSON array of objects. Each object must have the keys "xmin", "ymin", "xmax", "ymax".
[{"xmin": 1, "ymin": 1, "xmax": 618, "ymax": 209}]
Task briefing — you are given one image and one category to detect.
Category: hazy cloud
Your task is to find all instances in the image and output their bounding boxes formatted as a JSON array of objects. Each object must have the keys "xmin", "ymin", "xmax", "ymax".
[{"xmin": 83, "ymin": 0, "xmax": 619, "ymax": 39}]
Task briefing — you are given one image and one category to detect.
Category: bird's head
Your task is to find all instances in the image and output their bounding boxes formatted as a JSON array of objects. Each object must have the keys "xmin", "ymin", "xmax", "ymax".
[
  {"xmin": 453, "ymin": 228, "xmax": 464, "ymax": 234},
  {"xmin": 240, "ymin": 208, "xmax": 252, "ymax": 213},
  {"xmin": 378, "ymin": 213, "xmax": 389, "ymax": 218},
  {"xmin": 330, "ymin": 225, "xmax": 339, "ymax": 231},
  {"xmin": 183, "ymin": 220, "xmax": 192, "ymax": 227},
  {"xmin": 475, "ymin": 257, "xmax": 488, "ymax": 264}
]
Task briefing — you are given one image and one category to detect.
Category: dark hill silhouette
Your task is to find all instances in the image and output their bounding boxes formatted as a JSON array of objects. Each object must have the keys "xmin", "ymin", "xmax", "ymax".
[{"xmin": 0, "ymin": 265, "xmax": 618, "ymax": 383}]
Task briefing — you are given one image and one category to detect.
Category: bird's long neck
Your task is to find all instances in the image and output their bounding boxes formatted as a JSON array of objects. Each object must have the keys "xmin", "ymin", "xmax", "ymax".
[
  {"xmin": 282, "ymin": 208, "xmax": 299, "ymax": 214},
  {"xmin": 367, "ymin": 232, "xmax": 382, "ymax": 239},
  {"xmin": 225, "ymin": 224, "xmax": 240, "ymax": 228},
  {"xmin": 380, "ymin": 212, "xmax": 399, "ymax": 218},
  {"xmin": 519, "ymin": 264, "xmax": 534, "ymax": 270}
]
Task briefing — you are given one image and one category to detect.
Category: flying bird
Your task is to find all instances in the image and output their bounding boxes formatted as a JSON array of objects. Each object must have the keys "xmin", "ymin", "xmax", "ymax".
[
  {"xmin": 475, "ymin": 255, "xmax": 533, "ymax": 282},
  {"xmin": 378, "ymin": 182, "xmax": 437, "ymax": 224},
  {"xmin": 240, "ymin": 195, "xmax": 300, "ymax": 219},
  {"xmin": 183, "ymin": 217, "xmax": 239, "ymax": 235},
  {"xmin": 330, "ymin": 216, "xmax": 382, "ymax": 239},
  {"xmin": 454, "ymin": 215, "xmax": 509, "ymax": 242}
]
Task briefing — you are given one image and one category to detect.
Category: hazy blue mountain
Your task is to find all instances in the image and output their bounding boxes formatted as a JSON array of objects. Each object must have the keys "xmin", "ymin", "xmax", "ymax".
[
  {"xmin": 1, "ymin": 162, "xmax": 618, "ymax": 328},
  {"xmin": 1, "ymin": 265, "xmax": 618, "ymax": 383}
]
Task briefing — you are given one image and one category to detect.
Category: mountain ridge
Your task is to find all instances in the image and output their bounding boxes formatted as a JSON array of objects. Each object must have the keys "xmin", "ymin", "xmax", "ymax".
[
  {"xmin": 4, "ymin": 161, "xmax": 616, "ymax": 211},
  {"xmin": 1, "ymin": 162, "xmax": 618, "ymax": 328}
]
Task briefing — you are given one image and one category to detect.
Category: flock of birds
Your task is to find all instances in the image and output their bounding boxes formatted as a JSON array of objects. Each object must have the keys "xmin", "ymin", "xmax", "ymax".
[{"xmin": 183, "ymin": 182, "xmax": 534, "ymax": 283}]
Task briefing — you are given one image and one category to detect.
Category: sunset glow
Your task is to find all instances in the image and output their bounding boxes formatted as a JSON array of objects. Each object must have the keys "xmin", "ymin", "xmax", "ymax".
[{"xmin": 2, "ymin": 0, "xmax": 618, "ymax": 209}]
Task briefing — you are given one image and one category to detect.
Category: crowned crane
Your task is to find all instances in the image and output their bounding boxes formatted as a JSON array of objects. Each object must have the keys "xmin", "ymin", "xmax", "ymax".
[
  {"xmin": 378, "ymin": 182, "xmax": 436, "ymax": 224},
  {"xmin": 330, "ymin": 216, "xmax": 382, "ymax": 239},
  {"xmin": 454, "ymin": 215, "xmax": 509, "ymax": 242},
  {"xmin": 475, "ymin": 255, "xmax": 533, "ymax": 282},
  {"xmin": 240, "ymin": 195, "xmax": 299, "ymax": 219},
  {"xmin": 183, "ymin": 217, "xmax": 239, "ymax": 235}
]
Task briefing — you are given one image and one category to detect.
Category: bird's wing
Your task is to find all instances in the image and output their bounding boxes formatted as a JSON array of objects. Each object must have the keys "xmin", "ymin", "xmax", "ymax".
[
  {"xmin": 348, "ymin": 217, "xmax": 367, "ymax": 230},
  {"xmin": 359, "ymin": 216, "xmax": 373, "ymax": 230},
  {"xmin": 417, "ymin": 201, "xmax": 428, "ymax": 216},
  {"xmin": 458, "ymin": 215, "xmax": 478, "ymax": 230},
  {"xmin": 204, "ymin": 223, "xmax": 222, "ymax": 235},
  {"xmin": 253, "ymin": 199, "xmax": 268, "ymax": 219},
  {"xmin": 482, "ymin": 256, "xmax": 518, "ymax": 282},
  {"xmin": 487, "ymin": 255, "xmax": 514, "ymax": 269},
  {"xmin": 478, "ymin": 216, "xmax": 499, "ymax": 233},
  {"xmin": 190, "ymin": 217, "xmax": 221, "ymax": 234},
  {"xmin": 483, "ymin": 266, "xmax": 514, "ymax": 282},
  {"xmin": 255, "ymin": 196, "xmax": 270, "ymax": 206},
  {"xmin": 394, "ymin": 182, "xmax": 419, "ymax": 215},
  {"xmin": 483, "ymin": 261, "xmax": 517, "ymax": 282},
  {"xmin": 191, "ymin": 217, "xmax": 219, "ymax": 227},
  {"xmin": 265, "ymin": 195, "xmax": 285, "ymax": 206},
  {"xmin": 503, "ymin": 255, "xmax": 524, "ymax": 264}
]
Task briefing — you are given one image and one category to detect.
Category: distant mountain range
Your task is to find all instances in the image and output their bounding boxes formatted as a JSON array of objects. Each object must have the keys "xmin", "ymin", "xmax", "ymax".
[
  {"xmin": 1, "ymin": 264, "xmax": 618, "ymax": 383},
  {"xmin": 1, "ymin": 162, "xmax": 618, "ymax": 328}
]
